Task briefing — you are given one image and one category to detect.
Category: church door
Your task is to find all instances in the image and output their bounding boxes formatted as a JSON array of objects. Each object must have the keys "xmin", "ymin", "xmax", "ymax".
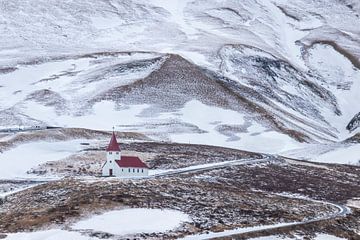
[{"xmin": 109, "ymin": 169, "xmax": 113, "ymax": 176}]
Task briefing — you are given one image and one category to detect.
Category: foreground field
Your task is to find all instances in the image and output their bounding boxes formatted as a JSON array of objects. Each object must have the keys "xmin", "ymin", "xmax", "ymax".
[{"xmin": 0, "ymin": 131, "xmax": 359, "ymax": 239}]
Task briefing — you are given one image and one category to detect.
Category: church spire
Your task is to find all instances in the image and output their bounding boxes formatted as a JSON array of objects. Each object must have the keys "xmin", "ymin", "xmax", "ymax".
[{"xmin": 106, "ymin": 131, "xmax": 120, "ymax": 152}]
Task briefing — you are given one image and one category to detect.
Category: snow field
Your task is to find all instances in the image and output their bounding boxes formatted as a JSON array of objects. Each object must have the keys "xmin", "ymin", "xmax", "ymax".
[
  {"xmin": 312, "ymin": 144, "xmax": 360, "ymax": 165},
  {"xmin": 22, "ymin": 100, "xmax": 301, "ymax": 154},
  {"xmin": 308, "ymin": 44, "xmax": 360, "ymax": 139},
  {"xmin": 0, "ymin": 140, "xmax": 89, "ymax": 179}
]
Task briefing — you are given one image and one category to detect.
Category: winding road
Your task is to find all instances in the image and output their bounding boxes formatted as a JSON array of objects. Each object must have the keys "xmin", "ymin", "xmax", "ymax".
[
  {"xmin": 180, "ymin": 197, "xmax": 351, "ymax": 239},
  {"xmin": 0, "ymin": 155, "xmax": 352, "ymax": 240}
]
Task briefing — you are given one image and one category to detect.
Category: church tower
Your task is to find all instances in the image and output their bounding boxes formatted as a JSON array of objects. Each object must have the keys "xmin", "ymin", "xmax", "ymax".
[{"xmin": 102, "ymin": 131, "xmax": 121, "ymax": 176}]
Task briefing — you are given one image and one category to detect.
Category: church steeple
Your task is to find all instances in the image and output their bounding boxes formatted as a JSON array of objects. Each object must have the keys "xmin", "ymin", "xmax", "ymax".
[{"xmin": 106, "ymin": 131, "xmax": 120, "ymax": 152}]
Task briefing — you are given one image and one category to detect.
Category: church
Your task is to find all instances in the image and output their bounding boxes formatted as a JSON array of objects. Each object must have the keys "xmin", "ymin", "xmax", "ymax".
[{"xmin": 102, "ymin": 132, "xmax": 149, "ymax": 177}]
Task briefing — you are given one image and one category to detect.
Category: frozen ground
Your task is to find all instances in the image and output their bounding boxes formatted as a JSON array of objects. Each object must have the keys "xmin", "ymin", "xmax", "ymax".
[{"xmin": 249, "ymin": 234, "xmax": 346, "ymax": 240}]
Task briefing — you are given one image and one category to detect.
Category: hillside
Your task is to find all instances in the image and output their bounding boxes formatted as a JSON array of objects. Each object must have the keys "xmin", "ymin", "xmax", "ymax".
[{"xmin": 0, "ymin": 0, "xmax": 359, "ymax": 156}]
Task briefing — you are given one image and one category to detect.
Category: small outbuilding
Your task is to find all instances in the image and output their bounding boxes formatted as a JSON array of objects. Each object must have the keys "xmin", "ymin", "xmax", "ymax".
[{"xmin": 102, "ymin": 132, "xmax": 149, "ymax": 177}]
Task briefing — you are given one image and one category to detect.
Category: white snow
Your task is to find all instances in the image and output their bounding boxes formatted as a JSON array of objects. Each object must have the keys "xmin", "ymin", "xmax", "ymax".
[
  {"xmin": 312, "ymin": 144, "xmax": 360, "ymax": 165},
  {"xmin": 314, "ymin": 234, "xmax": 346, "ymax": 240},
  {"xmin": 0, "ymin": 140, "xmax": 86, "ymax": 179},
  {"xmin": 91, "ymin": 16, "xmax": 124, "ymax": 29},
  {"xmin": 20, "ymin": 101, "xmax": 149, "ymax": 131},
  {"xmin": 149, "ymin": 0, "xmax": 197, "ymax": 37},
  {"xmin": 280, "ymin": 142, "xmax": 360, "ymax": 165},
  {"xmin": 167, "ymin": 100, "xmax": 301, "ymax": 153},
  {"xmin": 3, "ymin": 229, "xmax": 98, "ymax": 240},
  {"xmin": 72, "ymin": 208, "xmax": 191, "ymax": 235},
  {"xmin": 347, "ymin": 198, "xmax": 360, "ymax": 209},
  {"xmin": 0, "ymin": 58, "xmax": 91, "ymax": 110},
  {"xmin": 308, "ymin": 44, "xmax": 360, "ymax": 139},
  {"xmin": 258, "ymin": 0, "xmax": 308, "ymax": 69},
  {"xmin": 19, "ymin": 100, "xmax": 301, "ymax": 154}
]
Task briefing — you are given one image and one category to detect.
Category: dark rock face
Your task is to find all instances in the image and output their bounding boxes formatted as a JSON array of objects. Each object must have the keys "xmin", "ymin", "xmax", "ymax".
[
  {"xmin": 347, "ymin": 112, "xmax": 360, "ymax": 132},
  {"xmin": 345, "ymin": 133, "xmax": 360, "ymax": 143},
  {"xmin": 220, "ymin": 44, "xmax": 340, "ymax": 122},
  {"xmin": 0, "ymin": 67, "xmax": 17, "ymax": 74}
]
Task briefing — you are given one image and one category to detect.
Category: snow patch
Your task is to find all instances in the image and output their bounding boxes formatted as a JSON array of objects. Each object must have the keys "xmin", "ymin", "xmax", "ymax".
[
  {"xmin": 347, "ymin": 198, "xmax": 360, "ymax": 209},
  {"xmin": 72, "ymin": 208, "xmax": 191, "ymax": 235}
]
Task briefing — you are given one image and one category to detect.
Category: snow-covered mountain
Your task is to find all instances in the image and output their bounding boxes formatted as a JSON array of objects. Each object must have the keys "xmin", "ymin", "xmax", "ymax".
[{"xmin": 1, "ymin": 0, "xmax": 359, "ymax": 153}]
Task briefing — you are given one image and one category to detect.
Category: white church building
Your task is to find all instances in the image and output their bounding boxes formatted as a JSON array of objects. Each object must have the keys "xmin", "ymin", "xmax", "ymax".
[{"xmin": 102, "ymin": 132, "xmax": 149, "ymax": 177}]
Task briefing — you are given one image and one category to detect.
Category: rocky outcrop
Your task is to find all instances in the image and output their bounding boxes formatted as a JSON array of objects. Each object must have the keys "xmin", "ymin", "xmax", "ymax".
[{"xmin": 347, "ymin": 112, "xmax": 360, "ymax": 132}]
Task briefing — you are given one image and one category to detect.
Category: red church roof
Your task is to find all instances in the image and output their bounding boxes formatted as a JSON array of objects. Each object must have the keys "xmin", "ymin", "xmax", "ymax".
[
  {"xmin": 116, "ymin": 156, "xmax": 149, "ymax": 169},
  {"xmin": 106, "ymin": 132, "xmax": 121, "ymax": 151}
]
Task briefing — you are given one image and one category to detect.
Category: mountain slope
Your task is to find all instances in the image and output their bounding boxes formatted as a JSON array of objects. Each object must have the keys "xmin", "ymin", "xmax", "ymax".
[{"xmin": 0, "ymin": 0, "xmax": 359, "ymax": 153}]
